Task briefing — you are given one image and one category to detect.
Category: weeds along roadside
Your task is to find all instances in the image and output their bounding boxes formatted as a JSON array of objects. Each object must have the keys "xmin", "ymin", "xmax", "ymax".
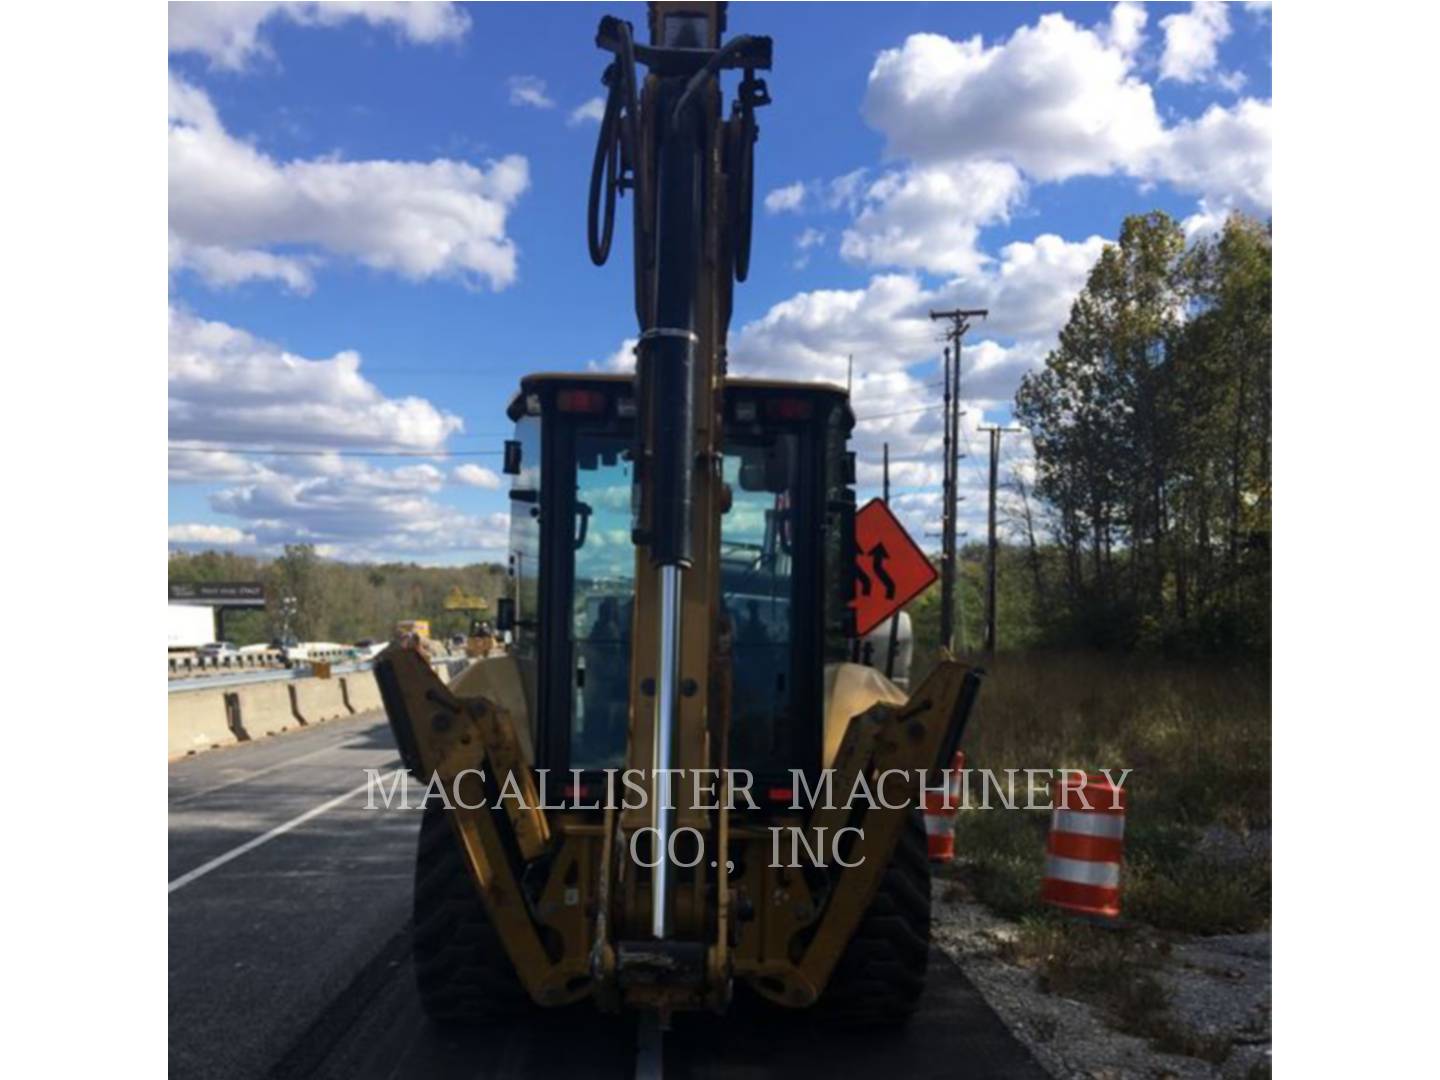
[{"xmin": 939, "ymin": 651, "xmax": 1271, "ymax": 1069}]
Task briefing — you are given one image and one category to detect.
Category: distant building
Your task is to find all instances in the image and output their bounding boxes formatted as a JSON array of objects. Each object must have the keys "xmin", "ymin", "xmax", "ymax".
[{"xmin": 168, "ymin": 603, "xmax": 216, "ymax": 650}]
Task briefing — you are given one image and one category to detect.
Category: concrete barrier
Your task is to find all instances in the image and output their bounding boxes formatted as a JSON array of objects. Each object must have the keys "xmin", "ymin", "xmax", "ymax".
[
  {"xmin": 291, "ymin": 676, "xmax": 349, "ymax": 725},
  {"xmin": 169, "ymin": 689, "xmax": 237, "ymax": 758},
  {"xmin": 342, "ymin": 673, "xmax": 383, "ymax": 714},
  {"xmin": 235, "ymin": 681, "xmax": 301, "ymax": 739}
]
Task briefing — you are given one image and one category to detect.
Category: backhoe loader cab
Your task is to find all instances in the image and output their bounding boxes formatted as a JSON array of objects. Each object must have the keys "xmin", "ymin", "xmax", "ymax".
[{"xmin": 501, "ymin": 373, "xmax": 856, "ymax": 789}]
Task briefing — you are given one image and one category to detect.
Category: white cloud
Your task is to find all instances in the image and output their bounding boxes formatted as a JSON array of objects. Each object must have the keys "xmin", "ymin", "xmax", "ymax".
[
  {"xmin": 939, "ymin": 338, "xmax": 1051, "ymax": 402},
  {"xmin": 1106, "ymin": 1, "xmax": 1148, "ymax": 57},
  {"xmin": 764, "ymin": 181, "xmax": 808, "ymax": 214},
  {"xmin": 731, "ymin": 232, "xmax": 1107, "ymax": 390},
  {"xmin": 169, "ymin": 446, "xmax": 272, "ymax": 485},
  {"xmin": 507, "ymin": 75, "xmax": 555, "ymax": 109},
  {"xmin": 453, "ymin": 464, "xmax": 502, "ymax": 489},
  {"xmin": 793, "ymin": 227, "xmax": 826, "ymax": 268},
  {"xmin": 1154, "ymin": 98, "xmax": 1271, "ymax": 216},
  {"xmin": 1180, "ymin": 200, "xmax": 1233, "ymax": 239},
  {"xmin": 863, "ymin": 17, "xmax": 1166, "ymax": 182},
  {"xmin": 169, "ymin": 234, "xmax": 318, "ymax": 294},
  {"xmin": 568, "ymin": 97, "xmax": 606, "ymax": 126},
  {"xmin": 839, "ymin": 161, "xmax": 1025, "ymax": 276},
  {"xmin": 796, "ymin": 227, "xmax": 826, "ymax": 252},
  {"xmin": 208, "ymin": 461, "xmax": 511, "ymax": 560},
  {"xmin": 939, "ymin": 233, "xmax": 1110, "ymax": 342},
  {"xmin": 589, "ymin": 337, "xmax": 639, "ymax": 373},
  {"xmin": 168, "ymin": 523, "xmax": 256, "ymax": 546},
  {"xmin": 169, "ymin": 75, "xmax": 530, "ymax": 292},
  {"xmin": 1159, "ymin": 2, "xmax": 1231, "ymax": 83},
  {"xmin": 169, "ymin": 2, "xmax": 470, "ymax": 71},
  {"xmin": 730, "ymin": 274, "xmax": 937, "ymax": 386},
  {"xmin": 826, "ymin": 169, "xmax": 870, "ymax": 213},
  {"xmin": 170, "ymin": 438, "xmax": 509, "ymax": 561},
  {"xmin": 856, "ymin": 12, "xmax": 1269, "ymax": 238},
  {"xmin": 169, "ymin": 307, "xmax": 463, "ymax": 452}
]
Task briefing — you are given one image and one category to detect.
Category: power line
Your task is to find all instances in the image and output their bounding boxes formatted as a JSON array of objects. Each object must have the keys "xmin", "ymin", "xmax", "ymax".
[
  {"xmin": 358, "ymin": 368, "xmax": 519, "ymax": 378},
  {"xmin": 168, "ymin": 443, "xmax": 502, "ymax": 458},
  {"xmin": 853, "ymin": 402, "xmax": 945, "ymax": 423}
]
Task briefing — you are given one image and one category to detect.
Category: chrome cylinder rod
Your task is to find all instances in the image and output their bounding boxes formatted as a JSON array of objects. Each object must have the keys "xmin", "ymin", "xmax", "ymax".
[{"xmin": 651, "ymin": 563, "xmax": 683, "ymax": 938}]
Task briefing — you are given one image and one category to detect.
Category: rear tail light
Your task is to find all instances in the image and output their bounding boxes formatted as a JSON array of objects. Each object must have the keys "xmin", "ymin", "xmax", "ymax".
[
  {"xmin": 764, "ymin": 398, "xmax": 812, "ymax": 421},
  {"xmin": 557, "ymin": 389, "xmax": 608, "ymax": 414}
]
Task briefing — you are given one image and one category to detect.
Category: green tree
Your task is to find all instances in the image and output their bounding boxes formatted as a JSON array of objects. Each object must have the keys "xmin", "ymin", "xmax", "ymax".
[{"xmin": 1014, "ymin": 210, "xmax": 1271, "ymax": 654}]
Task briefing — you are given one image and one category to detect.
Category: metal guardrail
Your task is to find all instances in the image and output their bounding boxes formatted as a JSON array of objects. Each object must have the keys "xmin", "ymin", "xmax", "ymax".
[
  {"xmin": 168, "ymin": 648, "xmax": 354, "ymax": 676},
  {"xmin": 166, "ymin": 654, "xmax": 469, "ymax": 695},
  {"xmin": 166, "ymin": 661, "xmax": 372, "ymax": 695}
]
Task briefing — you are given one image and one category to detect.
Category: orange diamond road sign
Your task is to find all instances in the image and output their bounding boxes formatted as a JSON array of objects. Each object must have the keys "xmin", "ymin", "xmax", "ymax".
[{"xmin": 851, "ymin": 498, "xmax": 938, "ymax": 637}]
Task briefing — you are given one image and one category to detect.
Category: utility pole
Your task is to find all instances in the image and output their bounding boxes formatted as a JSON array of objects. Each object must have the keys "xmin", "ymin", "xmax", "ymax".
[
  {"xmin": 937, "ymin": 345, "xmax": 955, "ymax": 653},
  {"xmin": 929, "ymin": 307, "xmax": 986, "ymax": 653},
  {"xmin": 882, "ymin": 442, "xmax": 901, "ymax": 680},
  {"xmin": 979, "ymin": 425, "xmax": 1022, "ymax": 655}
]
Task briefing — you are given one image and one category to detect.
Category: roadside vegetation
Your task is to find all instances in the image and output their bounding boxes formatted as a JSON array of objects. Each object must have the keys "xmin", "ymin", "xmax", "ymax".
[
  {"xmin": 934, "ymin": 652, "xmax": 1270, "ymax": 1070},
  {"xmin": 917, "ymin": 211, "xmax": 1271, "ymax": 1071}
]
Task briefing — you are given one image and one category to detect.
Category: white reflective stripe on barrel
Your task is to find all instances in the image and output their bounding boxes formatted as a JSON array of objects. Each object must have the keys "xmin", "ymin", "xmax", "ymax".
[
  {"xmin": 1044, "ymin": 854, "xmax": 1121, "ymax": 889},
  {"xmin": 923, "ymin": 813, "xmax": 952, "ymax": 834},
  {"xmin": 1052, "ymin": 809, "xmax": 1125, "ymax": 839}
]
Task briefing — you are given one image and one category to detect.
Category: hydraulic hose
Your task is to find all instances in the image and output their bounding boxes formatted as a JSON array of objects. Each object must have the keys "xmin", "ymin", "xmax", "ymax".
[{"xmin": 587, "ymin": 18, "xmax": 648, "ymax": 323}]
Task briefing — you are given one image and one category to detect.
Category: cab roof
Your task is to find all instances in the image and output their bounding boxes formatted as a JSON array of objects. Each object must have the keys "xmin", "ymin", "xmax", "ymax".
[{"xmin": 507, "ymin": 372, "xmax": 853, "ymax": 422}]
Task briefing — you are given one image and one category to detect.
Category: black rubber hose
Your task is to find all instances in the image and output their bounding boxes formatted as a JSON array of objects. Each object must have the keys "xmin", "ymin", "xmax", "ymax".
[
  {"xmin": 586, "ymin": 72, "xmax": 622, "ymax": 266},
  {"xmin": 670, "ymin": 35, "xmax": 762, "ymax": 132}
]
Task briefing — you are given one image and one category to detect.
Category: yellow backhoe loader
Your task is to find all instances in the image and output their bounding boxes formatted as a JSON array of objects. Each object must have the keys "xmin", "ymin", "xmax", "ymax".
[{"xmin": 374, "ymin": 1, "xmax": 982, "ymax": 1034}]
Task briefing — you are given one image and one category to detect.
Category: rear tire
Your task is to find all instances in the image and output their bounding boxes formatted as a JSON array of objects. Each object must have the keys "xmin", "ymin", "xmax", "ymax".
[
  {"xmin": 412, "ymin": 803, "xmax": 531, "ymax": 1025},
  {"xmin": 816, "ymin": 809, "xmax": 932, "ymax": 1026}
]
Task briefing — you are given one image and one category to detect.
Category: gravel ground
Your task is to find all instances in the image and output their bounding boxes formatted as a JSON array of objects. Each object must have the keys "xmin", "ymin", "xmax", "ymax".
[{"xmin": 932, "ymin": 896, "xmax": 1272, "ymax": 1079}]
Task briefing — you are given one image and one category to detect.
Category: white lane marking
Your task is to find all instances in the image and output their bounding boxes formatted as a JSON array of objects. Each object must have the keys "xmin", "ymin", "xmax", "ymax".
[
  {"xmin": 168, "ymin": 777, "xmax": 378, "ymax": 894},
  {"xmin": 169, "ymin": 738, "xmax": 362, "ymax": 807}
]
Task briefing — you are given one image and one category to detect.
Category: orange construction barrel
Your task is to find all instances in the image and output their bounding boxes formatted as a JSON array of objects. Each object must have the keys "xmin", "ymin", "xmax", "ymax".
[
  {"xmin": 1041, "ymin": 772, "xmax": 1127, "ymax": 918},
  {"xmin": 922, "ymin": 750, "xmax": 967, "ymax": 862}
]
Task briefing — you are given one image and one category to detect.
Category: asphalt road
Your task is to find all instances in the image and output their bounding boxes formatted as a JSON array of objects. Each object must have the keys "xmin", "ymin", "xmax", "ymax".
[{"xmin": 169, "ymin": 713, "xmax": 1046, "ymax": 1080}]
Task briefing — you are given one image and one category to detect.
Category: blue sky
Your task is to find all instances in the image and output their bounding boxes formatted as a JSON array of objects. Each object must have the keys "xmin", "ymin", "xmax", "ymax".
[{"xmin": 168, "ymin": 1, "xmax": 1272, "ymax": 564}]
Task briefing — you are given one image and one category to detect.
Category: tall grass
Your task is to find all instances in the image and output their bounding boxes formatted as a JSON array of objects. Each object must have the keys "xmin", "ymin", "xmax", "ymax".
[{"xmin": 945, "ymin": 651, "xmax": 1271, "ymax": 934}]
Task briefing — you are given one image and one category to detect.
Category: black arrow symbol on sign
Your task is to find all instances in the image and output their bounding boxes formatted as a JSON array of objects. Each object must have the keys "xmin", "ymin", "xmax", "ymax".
[
  {"xmin": 868, "ymin": 543, "xmax": 896, "ymax": 600},
  {"xmin": 855, "ymin": 558, "xmax": 872, "ymax": 597}
]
